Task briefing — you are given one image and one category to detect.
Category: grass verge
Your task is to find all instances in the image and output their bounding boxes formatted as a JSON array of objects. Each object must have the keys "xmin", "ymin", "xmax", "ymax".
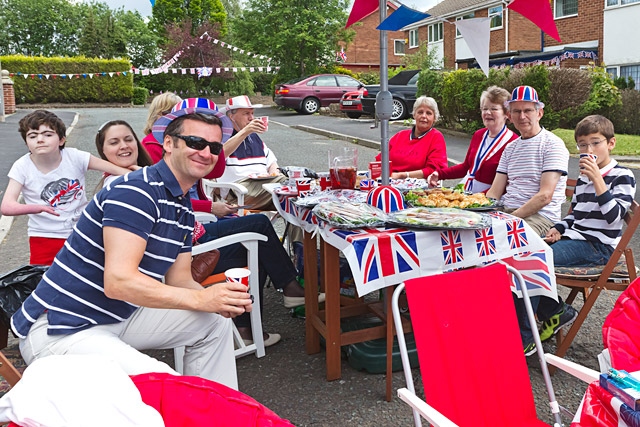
[{"xmin": 552, "ymin": 129, "xmax": 640, "ymax": 156}]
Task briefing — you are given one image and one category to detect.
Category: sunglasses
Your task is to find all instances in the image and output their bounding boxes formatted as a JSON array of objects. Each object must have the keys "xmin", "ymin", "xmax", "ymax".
[{"xmin": 170, "ymin": 134, "xmax": 223, "ymax": 155}]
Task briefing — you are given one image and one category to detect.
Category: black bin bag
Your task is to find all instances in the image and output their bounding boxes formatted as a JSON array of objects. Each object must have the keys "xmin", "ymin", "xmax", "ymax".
[{"xmin": 0, "ymin": 265, "xmax": 48, "ymax": 328}]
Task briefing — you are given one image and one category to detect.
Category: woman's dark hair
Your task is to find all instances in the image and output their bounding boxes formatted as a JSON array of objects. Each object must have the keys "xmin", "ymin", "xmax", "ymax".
[{"xmin": 95, "ymin": 120, "xmax": 153, "ymax": 167}]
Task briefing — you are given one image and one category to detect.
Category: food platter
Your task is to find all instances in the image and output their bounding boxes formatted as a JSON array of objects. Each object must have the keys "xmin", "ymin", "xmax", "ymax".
[
  {"xmin": 386, "ymin": 207, "xmax": 492, "ymax": 230},
  {"xmin": 404, "ymin": 187, "xmax": 501, "ymax": 211},
  {"xmin": 390, "ymin": 178, "xmax": 430, "ymax": 192},
  {"xmin": 312, "ymin": 202, "xmax": 387, "ymax": 229},
  {"xmin": 293, "ymin": 189, "xmax": 368, "ymax": 208}
]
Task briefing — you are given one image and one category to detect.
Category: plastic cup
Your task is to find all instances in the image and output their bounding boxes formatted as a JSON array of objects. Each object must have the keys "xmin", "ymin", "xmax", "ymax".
[
  {"xmin": 359, "ymin": 179, "xmax": 375, "ymax": 191},
  {"xmin": 225, "ymin": 268, "xmax": 251, "ymax": 288},
  {"xmin": 259, "ymin": 116, "xmax": 269, "ymax": 130},
  {"xmin": 295, "ymin": 178, "xmax": 312, "ymax": 195},
  {"xmin": 579, "ymin": 153, "xmax": 597, "ymax": 169},
  {"xmin": 318, "ymin": 172, "xmax": 331, "ymax": 190}
]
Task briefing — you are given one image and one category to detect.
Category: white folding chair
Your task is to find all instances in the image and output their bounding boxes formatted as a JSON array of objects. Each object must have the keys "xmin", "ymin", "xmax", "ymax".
[{"xmin": 173, "ymin": 213, "xmax": 268, "ymax": 372}]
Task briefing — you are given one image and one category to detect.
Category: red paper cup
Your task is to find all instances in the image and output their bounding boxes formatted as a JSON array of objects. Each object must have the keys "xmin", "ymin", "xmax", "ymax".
[
  {"xmin": 225, "ymin": 268, "xmax": 250, "ymax": 287},
  {"xmin": 259, "ymin": 116, "xmax": 269, "ymax": 130}
]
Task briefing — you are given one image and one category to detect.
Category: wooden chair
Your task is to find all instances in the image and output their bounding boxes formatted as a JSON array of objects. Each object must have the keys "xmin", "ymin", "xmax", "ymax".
[
  {"xmin": 552, "ymin": 178, "xmax": 640, "ymax": 361},
  {"xmin": 0, "ymin": 324, "xmax": 21, "ymax": 388}
]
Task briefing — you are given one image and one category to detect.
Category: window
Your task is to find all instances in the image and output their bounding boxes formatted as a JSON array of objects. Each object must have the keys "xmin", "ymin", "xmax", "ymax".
[
  {"xmin": 394, "ymin": 39, "xmax": 405, "ymax": 55},
  {"xmin": 606, "ymin": 67, "xmax": 618, "ymax": 79},
  {"xmin": 620, "ymin": 65, "xmax": 640, "ymax": 90},
  {"xmin": 489, "ymin": 5, "xmax": 503, "ymax": 29},
  {"xmin": 409, "ymin": 29, "xmax": 419, "ymax": 48},
  {"xmin": 428, "ymin": 22, "xmax": 443, "ymax": 43},
  {"xmin": 554, "ymin": 0, "xmax": 578, "ymax": 18},
  {"xmin": 456, "ymin": 13, "xmax": 475, "ymax": 37},
  {"xmin": 336, "ymin": 76, "xmax": 360, "ymax": 87},
  {"xmin": 607, "ymin": 0, "xmax": 640, "ymax": 6},
  {"xmin": 314, "ymin": 76, "xmax": 337, "ymax": 87}
]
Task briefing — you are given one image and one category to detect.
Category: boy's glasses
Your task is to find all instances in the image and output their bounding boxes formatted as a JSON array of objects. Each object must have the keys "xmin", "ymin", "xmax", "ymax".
[
  {"xmin": 170, "ymin": 134, "xmax": 223, "ymax": 155},
  {"xmin": 576, "ymin": 138, "xmax": 607, "ymax": 151}
]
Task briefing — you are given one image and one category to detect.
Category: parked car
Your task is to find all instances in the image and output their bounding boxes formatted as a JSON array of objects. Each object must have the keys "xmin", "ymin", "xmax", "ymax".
[
  {"xmin": 361, "ymin": 69, "xmax": 420, "ymax": 121},
  {"xmin": 339, "ymin": 88, "xmax": 366, "ymax": 119},
  {"xmin": 274, "ymin": 74, "xmax": 365, "ymax": 115}
]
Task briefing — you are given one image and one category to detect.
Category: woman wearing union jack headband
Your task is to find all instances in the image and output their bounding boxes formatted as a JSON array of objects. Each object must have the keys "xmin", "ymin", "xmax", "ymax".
[{"xmin": 427, "ymin": 86, "xmax": 518, "ymax": 192}]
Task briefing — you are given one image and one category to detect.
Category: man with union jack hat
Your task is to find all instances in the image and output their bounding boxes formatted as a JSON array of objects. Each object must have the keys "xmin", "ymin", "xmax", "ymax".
[{"xmin": 486, "ymin": 85, "xmax": 573, "ymax": 357}]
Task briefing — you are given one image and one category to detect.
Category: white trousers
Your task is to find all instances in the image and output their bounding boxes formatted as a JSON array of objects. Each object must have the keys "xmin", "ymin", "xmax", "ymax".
[{"xmin": 19, "ymin": 307, "xmax": 238, "ymax": 390}]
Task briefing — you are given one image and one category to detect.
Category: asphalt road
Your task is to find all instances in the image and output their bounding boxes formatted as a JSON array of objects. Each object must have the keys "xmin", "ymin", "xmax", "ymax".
[{"xmin": 0, "ymin": 106, "xmax": 637, "ymax": 426}]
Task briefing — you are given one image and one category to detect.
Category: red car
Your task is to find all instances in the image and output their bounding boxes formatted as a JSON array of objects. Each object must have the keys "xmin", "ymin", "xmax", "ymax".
[
  {"xmin": 274, "ymin": 74, "xmax": 364, "ymax": 115},
  {"xmin": 339, "ymin": 89, "xmax": 366, "ymax": 119}
]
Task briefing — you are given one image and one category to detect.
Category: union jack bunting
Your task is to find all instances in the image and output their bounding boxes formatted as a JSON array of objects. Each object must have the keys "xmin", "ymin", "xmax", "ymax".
[
  {"xmin": 441, "ymin": 230, "xmax": 464, "ymax": 265},
  {"xmin": 475, "ymin": 227, "xmax": 496, "ymax": 257},
  {"xmin": 277, "ymin": 194, "xmax": 298, "ymax": 219},
  {"xmin": 498, "ymin": 251, "xmax": 553, "ymax": 295},
  {"xmin": 506, "ymin": 218, "xmax": 528, "ymax": 249},
  {"xmin": 332, "ymin": 227, "xmax": 419, "ymax": 283}
]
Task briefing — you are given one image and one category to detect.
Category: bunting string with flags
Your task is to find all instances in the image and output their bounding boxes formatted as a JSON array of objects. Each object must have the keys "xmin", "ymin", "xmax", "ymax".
[
  {"xmin": 143, "ymin": 32, "xmax": 274, "ymax": 76},
  {"xmin": 455, "ymin": 17, "xmax": 491, "ymax": 77},
  {"xmin": 8, "ymin": 71, "xmax": 129, "ymax": 80}
]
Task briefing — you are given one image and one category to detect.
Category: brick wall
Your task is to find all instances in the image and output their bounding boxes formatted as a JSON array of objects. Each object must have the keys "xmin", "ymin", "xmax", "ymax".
[
  {"xmin": 2, "ymin": 81, "xmax": 15, "ymax": 115},
  {"xmin": 342, "ymin": 5, "xmax": 405, "ymax": 71},
  {"xmin": 507, "ymin": 9, "xmax": 542, "ymax": 51},
  {"xmin": 544, "ymin": 0, "xmax": 603, "ymax": 64}
]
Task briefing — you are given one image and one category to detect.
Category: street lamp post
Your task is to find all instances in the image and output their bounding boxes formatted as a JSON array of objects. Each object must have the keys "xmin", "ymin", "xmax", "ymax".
[{"xmin": 0, "ymin": 58, "xmax": 5, "ymax": 122}]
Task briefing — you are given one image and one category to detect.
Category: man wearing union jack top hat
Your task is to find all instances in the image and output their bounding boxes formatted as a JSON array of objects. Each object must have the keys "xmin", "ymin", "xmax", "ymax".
[{"xmin": 487, "ymin": 85, "xmax": 574, "ymax": 357}]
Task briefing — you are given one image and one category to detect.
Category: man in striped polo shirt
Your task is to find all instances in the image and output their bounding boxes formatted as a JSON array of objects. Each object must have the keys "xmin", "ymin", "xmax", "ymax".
[
  {"xmin": 487, "ymin": 85, "xmax": 572, "ymax": 357},
  {"xmin": 11, "ymin": 107, "xmax": 252, "ymax": 389}
]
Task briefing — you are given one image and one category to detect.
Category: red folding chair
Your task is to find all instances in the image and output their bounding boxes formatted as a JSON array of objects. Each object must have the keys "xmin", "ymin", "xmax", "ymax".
[{"xmin": 392, "ymin": 263, "xmax": 564, "ymax": 427}]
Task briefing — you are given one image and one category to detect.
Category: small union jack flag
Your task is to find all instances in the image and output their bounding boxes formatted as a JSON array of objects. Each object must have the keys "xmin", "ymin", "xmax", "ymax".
[
  {"xmin": 475, "ymin": 227, "xmax": 496, "ymax": 257},
  {"xmin": 331, "ymin": 227, "xmax": 418, "ymax": 283},
  {"xmin": 277, "ymin": 195, "xmax": 298, "ymax": 218},
  {"xmin": 506, "ymin": 218, "xmax": 528, "ymax": 249},
  {"xmin": 337, "ymin": 47, "xmax": 347, "ymax": 62},
  {"xmin": 499, "ymin": 251, "xmax": 552, "ymax": 292},
  {"xmin": 487, "ymin": 210, "xmax": 513, "ymax": 221},
  {"xmin": 441, "ymin": 230, "xmax": 464, "ymax": 265}
]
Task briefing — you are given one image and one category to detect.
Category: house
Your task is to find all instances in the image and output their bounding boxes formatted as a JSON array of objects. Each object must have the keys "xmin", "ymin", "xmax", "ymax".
[
  {"xmin": 340, "ymin": 0, "xmax": 408, "ymax": 73},
  {"xmin": 397, "ymin": 0, "xmax": 640, "ymax": 88}
]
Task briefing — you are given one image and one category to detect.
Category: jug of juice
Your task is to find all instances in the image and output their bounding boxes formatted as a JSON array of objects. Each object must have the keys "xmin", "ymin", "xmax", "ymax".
[{"xmin": 329, "ymin": 147, "xmax": 358, "ymax": 189}]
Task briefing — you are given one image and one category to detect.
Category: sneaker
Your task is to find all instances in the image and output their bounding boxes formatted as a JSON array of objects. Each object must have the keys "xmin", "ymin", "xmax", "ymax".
[
  {"xmin": 523, "ymin": 341, "xmax": 537, "ymax": 357},
  {"xmin": 539, "ymin": 304, "xmax": 578, "ymax": 342}
]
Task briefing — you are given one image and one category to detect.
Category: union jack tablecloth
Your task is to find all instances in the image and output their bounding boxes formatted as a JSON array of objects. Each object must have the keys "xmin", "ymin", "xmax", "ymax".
[{"xmin": 269, "ymin": 189, "xmax": 556, "ymax": 299}]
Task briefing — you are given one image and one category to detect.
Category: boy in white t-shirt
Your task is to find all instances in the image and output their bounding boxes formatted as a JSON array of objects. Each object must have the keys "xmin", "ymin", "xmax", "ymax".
[{"xmin": 1, "ymin": 110, "xmax": 134, "ymax": 265}]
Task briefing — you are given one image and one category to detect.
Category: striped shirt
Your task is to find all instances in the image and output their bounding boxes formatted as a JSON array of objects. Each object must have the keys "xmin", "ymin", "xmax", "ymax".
[
  {"xmin": 496, "ymin": 129, "xmax": 569, "ymax": 223},
  {"xmin": 554, "ymin": 160, "xmax": 636, "ymax": 247},
  {"xmin": 11, "ymin": 161, "xmax": 194, "ymax": 338},
  {"xmin": 218, "ymin": 131, "xmax": 278, "ymax": 185}
]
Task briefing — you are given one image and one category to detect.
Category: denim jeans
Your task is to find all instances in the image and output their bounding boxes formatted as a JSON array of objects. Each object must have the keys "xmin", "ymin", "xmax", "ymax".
[
  {"xmin": 550, "ymin": 237, "xmax": 614, "ymax": 267},
  {"xmin": 197, "ymin": 214, "xmax": 298, "ymax": 328}
]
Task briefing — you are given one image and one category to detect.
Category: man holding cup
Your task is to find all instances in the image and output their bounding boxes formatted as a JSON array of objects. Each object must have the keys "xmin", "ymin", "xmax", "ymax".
[
  {"xmin": 219, "ymin": 95, "xmax": 286, "ymax": 210},
  {"xmin": 11, "ymin": 105, "xmax": 251, "ymax": 390}
]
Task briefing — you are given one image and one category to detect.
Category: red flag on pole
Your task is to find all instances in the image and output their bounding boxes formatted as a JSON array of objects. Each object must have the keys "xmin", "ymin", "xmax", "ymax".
[
  {"xmin": 346, "ymin": 0, "xmax": 379, "ymax": 28},
  {"xmin": 507, "ymin": 0, "xmax": 561, "ymax": 42}
]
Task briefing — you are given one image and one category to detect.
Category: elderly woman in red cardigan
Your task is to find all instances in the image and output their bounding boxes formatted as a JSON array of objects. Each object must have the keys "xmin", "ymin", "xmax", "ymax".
[
  {"xmin": 375, "ymin": 95, "xmax": 448, "ymax": 180},
  {"xmin": 427, "ymin": 86, "xmax": 518, "ymax": 192}
]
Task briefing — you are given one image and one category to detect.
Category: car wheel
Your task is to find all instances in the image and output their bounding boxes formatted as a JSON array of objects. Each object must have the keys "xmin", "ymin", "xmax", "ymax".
[
  {"xmin": 301, "ymin": 97, "xmax": 320, "ymax": 114},
  {"xmin": 346, "ymin": 112, "xmax": 362, "ymax": 119},
  {"xmin": 391, "ymin": 99, "xmax": 407, "ymax": 120}
]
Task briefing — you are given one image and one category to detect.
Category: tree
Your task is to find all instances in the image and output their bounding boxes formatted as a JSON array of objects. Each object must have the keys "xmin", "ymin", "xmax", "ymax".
[
  {"xmin": 221, "ymin": 0, "xmax": 242, "ymax": 20},
  {"xmin": 232, "ymin": 0, "xmax": 354, "ymax": 82},
  {"xmin": 0, "ymin": 0, "xmax": 82, "ymax": 56},
  {"xmin": 150, "ymin": 0, "xmax": 228, "ymax": 38}
]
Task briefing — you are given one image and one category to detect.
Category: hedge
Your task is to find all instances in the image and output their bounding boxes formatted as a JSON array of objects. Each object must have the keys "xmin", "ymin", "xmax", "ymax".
[
  {"xmin": 1, "ymin": 55, "xmax": 133, "ymax": 104},
  {"xmin": 418, "ymin": 65, "xmax": 623, "ymax": 133}
]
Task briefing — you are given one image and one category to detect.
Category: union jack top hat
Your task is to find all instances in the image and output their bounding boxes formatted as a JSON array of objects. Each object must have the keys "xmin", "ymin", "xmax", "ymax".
[
  {"xmin": 366, "ymin": 185, "xmax": 405, "ymax": 213},
  {"xmin": 151, "ymin": 98, "xmax": 234, "ymax": 144},
  {"xmin": 507, "ymin": 85, "xmax": 545, "ymax": 108}
]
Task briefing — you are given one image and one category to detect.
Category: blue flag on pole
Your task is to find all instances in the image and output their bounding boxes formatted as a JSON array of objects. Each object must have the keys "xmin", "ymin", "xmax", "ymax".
[{"xmin": 376, "ymin": 5, "xmax": 430, "ymax": 31}]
